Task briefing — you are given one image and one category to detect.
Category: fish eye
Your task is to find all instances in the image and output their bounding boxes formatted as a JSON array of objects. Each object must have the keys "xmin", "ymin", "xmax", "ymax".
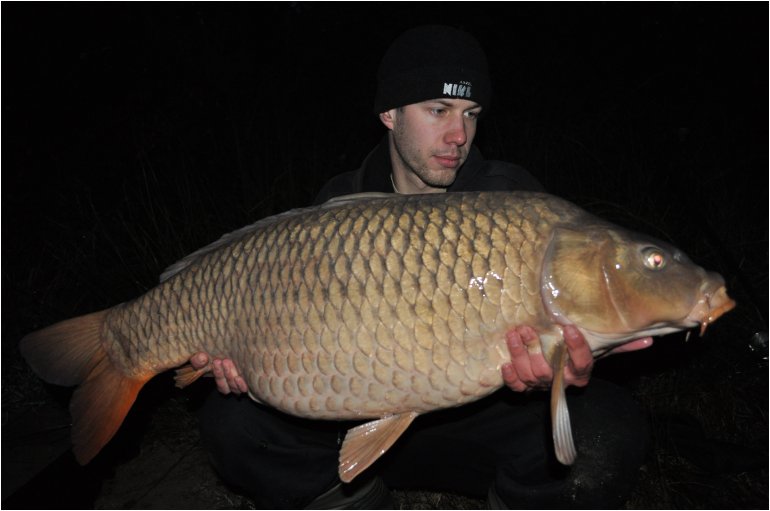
[{"xmin": 642, "ymin": 247, "xmax": 666, "ymax": 270}]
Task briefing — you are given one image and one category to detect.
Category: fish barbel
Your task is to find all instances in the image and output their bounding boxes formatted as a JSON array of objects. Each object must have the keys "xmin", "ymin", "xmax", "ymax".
[{"xmin": 20, "ymin": 191, "xmax": 735, "ymax": 482}]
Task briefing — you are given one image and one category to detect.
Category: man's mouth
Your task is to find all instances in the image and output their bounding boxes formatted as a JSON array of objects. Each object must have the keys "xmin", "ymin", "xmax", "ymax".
[{"xmin": 434, "ymin": 155, "xmax": 461, "ymax": 168}]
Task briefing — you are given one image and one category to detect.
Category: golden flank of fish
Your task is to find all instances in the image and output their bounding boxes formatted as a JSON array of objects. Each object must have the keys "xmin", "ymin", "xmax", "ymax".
[{"xmin": 20, "ymin": 191, "xmax": 735, "ymax": 482}]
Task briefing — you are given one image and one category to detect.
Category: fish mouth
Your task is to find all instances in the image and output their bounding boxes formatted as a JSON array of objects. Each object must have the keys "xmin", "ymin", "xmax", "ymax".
[{"xmin": 686, "ymin": 285, "xmax": 736, "ymax": 336}]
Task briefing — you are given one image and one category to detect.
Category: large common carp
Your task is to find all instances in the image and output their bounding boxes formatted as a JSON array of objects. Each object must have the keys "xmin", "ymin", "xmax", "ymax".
[{"xmin": 20, "ymin": 191, "xmax": 735, "ymax": 482}]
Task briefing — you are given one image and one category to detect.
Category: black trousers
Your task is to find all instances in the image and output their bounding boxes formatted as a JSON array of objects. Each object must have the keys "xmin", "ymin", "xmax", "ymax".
[{"xmin": 198, "ymin": 379, "xmax": 649, "ymax": 509}]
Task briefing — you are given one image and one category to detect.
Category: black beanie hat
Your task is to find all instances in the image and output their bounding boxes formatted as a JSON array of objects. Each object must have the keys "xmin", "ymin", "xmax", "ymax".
[{"xmin": 373, "ymin": 25, "xmax": 491, "ymax": 114}]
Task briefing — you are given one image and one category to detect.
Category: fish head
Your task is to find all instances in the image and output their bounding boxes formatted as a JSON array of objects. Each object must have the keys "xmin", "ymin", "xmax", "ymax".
[{"xmin": 541, "ymin": 223, "xmax": 736, "ymax": 352}]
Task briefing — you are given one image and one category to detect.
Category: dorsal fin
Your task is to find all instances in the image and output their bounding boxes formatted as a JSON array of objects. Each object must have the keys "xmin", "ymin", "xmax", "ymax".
[
  {"xmin": 160, "ymin": 210, "xmax": 297, "ymax": 282},
  {"xmin": 159, "ymin": 193, "xmax": 399, "ymax": 283},
  {"xmin": 323, "ymin": 192, "xmax": 396, "ymax": 206}
]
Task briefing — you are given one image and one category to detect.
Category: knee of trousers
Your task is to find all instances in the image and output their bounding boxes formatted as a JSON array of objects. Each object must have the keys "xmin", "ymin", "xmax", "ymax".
[
  {"xmin": 494, "ymin": 380, "xmax": 650, "ymax": 508},
  {"xmin": 197, "ymin": 391, "xmax": 342, "ymax": 505},
  {"xmin": 568, "ymin": 378, "xmax": 650, "ymax": 458},
  {"xmin": 552, "ymin": 379, "xmax": 650, "ymax": 507}
]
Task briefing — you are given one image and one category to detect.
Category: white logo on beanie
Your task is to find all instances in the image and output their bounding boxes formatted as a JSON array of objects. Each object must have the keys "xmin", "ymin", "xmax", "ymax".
[{"xmin": 442, "ymin": 81, "xmax": 472, "ymax": 98}]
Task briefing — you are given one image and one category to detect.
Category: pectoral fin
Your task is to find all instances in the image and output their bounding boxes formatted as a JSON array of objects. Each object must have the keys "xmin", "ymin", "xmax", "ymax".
[
  {"xmin": 339, "ymin": 411, "xmax": 418, "ymax": 483},
  {"xmin": 550, "ymin": 342, "xmax": 577, "ymax": 465}
]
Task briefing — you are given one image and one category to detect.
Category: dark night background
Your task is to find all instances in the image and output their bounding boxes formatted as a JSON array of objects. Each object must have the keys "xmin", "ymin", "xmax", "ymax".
[{"xmin": 2, "ymin": 2, "xmax": 768, "ymax": 509}]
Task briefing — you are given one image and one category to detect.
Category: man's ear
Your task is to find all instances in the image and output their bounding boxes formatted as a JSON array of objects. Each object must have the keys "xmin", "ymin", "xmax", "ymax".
[{"xmin": 379, "ymin": 110, "xmax": 396, "ymax": 130}]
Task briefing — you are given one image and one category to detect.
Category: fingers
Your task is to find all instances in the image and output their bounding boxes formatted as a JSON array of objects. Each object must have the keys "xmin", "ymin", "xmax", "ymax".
[
  {"xmin": 562, "ymin": 324, "xmax": 593, "ymax": 388},
  {"xmin": 501, "ymin": 362, "xmax": 528, "ymax": 392},
  {"xmin": 190, "ymin": 352, "xmax": 209, "ymax": 370},
  {"xmin": 211, "ymin": 359, "xmax": 230, "ymax": 394},
  {"xmin": 227, "ymin": 360, "xmax": 249, "ymax": 394},
  {"xmin": 501, "ymin": 325, "xmax": 598, "ymax": 392},
  {"xmin": 211, "ymin": 359, "xmax": 247, "ymax": 395},
  {"xmin": 503, "ymin": 326, "xmax": 553, "ymax": 392}
]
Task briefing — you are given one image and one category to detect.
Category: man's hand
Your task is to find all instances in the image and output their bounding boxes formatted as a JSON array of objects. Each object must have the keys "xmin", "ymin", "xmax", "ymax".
[
  {"xmin": 501, "ymin": 325, "xmax": 591, "ymax": 392},
  {"xmin": 501, "ymin": 325, "xmax": 653, "ymax": 392},
  {"xmin": 190, "ymin": 352, "xmax": 248, "ymax": 395}
]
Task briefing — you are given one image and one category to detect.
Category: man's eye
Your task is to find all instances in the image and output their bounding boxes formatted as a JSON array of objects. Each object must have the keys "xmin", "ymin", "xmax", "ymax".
[
  {"xmin": 431, "ymin": 108, "xmax": 446, "ymax": 116},
  {"xmin": 465, "ymin": 111, "xmax": 480, "ymax": 120}
]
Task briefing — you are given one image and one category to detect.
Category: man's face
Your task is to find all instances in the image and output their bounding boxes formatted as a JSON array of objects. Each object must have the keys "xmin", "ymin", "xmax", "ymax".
[{"xmin": 382, "ymin": 98, "xmax": 481, "ymax": 192}]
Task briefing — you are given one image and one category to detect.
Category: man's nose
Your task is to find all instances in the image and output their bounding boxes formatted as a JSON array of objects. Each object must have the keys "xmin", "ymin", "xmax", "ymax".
[{"xmin": 444, "ymin": 114, "xmax": 468, "ymax": 146}]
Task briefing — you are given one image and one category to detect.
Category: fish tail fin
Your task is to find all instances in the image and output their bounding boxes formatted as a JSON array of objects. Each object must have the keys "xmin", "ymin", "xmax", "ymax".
[
  {"xmin": 69, "ymin": 353, "xmax": 152, "ymax": 464},
  {"xmin": 550, "ymin": 342, "xmax": 577, "ymax": 465},
  {"xmin": 19, "ymin": 309, "xmax": 154, "ymax": 464}
]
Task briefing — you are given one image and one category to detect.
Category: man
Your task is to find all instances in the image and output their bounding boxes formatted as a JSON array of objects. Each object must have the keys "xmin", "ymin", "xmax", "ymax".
[{"xmin": 191, "ymin": 25, "xmax": 651, "ymax": 508}]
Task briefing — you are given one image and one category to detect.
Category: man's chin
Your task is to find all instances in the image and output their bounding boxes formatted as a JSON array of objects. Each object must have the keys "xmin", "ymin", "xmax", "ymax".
[{"xmin": 419, "ymin": 169, "xmax": 459, "ymax": 188}]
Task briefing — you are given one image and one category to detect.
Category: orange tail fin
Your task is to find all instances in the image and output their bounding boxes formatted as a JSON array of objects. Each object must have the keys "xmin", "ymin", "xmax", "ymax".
[{"xmin": 19, "ymin": 310, "xmax": 154, "ymax": 464}]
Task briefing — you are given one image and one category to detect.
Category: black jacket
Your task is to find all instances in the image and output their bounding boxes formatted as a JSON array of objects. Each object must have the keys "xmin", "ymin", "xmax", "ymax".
[{"xmin": 313, "ymin": 136, "xmax": 544, "ymax": 204}]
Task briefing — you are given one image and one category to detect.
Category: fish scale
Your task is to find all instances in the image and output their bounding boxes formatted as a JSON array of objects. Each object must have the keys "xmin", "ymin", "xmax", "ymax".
[
  {"xmin": 198, "ymin": 196, "xmax": 472, "ymax": 416},
  {"xmin": 20, "ymin": 190, "xmax": 735, "ymax": 480}
]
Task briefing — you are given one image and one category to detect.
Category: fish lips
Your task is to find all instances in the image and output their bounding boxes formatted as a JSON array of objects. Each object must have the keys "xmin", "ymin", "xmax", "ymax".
[{"xmin": 686, "ymin": 283, "xmax": 736, "ymax": 336}]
